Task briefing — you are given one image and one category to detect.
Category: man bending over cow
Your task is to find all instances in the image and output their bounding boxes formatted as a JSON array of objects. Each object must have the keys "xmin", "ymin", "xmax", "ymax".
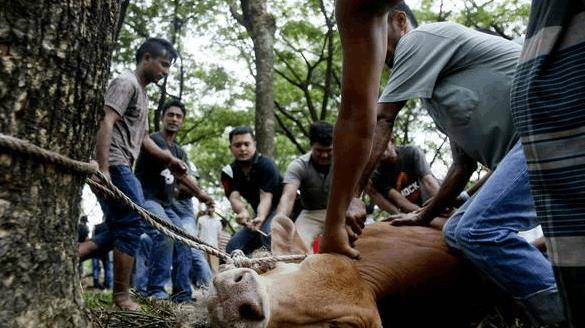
[
  {"xmin": 221, "ymin": 126, "xmax": 283, "ymax": 255},
  {"xmin": 367, "ymin": 140, "xmax": 439, "ymax": 214},
  {"xmin": 275, "ymin": 121, "xmax": 333, "ymax": 249},
  {"xmin": 321, "ymin": 2, "xmax": 565, "ymax": 325}
]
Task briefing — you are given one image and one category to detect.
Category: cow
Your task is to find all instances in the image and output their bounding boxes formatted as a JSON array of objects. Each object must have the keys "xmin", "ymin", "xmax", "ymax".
[{"xmin": 207, "ymin": 215, "xmax": 532, "ymax": 327}]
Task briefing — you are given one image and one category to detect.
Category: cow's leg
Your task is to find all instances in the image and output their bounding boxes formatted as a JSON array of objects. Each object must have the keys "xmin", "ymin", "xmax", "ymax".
[{"xmin": 445, "ymin": 141, "xmax": 565, "ymax": 325}]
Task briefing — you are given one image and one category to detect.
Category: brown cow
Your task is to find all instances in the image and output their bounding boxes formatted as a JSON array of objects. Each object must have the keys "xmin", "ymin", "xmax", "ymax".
[{"xmin": 207, "ymin": 216, "xmax": 514, "ymax": 327}]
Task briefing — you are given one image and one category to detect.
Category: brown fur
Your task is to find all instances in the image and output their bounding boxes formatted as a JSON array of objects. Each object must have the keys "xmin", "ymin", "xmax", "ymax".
[{"xmin": 208, "ymin": 216, "xmax": 501, "ymax": 327}]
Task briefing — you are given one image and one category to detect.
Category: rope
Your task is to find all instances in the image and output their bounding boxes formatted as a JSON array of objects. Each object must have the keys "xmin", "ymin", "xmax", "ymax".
[
  {"xmin": 0, "ymin": 133, "xmax": 306, "ymax": 269},
  {"xmin": 0, "ymin": 134, "xmax": 98, "ymax": 175}
]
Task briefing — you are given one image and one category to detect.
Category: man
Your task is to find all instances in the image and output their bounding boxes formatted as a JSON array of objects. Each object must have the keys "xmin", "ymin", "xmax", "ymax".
[
  {"xmin": 196, "ymin": 209, "xmax": 222, "ymax": 273},
  {"xmin": 367, "ymin": 141, "xmax": 439, "ymax": 214},
  {"xmin": 510, "ymin": 0, "xmax": 585, "ymax": 325},
  {"xmin": 221, "ymin": 126, "xmax": 283, "ymax": 255},
  {"xmin": 135, "ymin": 99, "xmax": 214, "ymax": 303},
  {"xmin": 321, "ymin": 3, "xmax": 565, "ymax": 325},
  {"xmin": 78, "ymin": 38, "xmax": 187, "ymax": 310},
  {"xmin": 275, "ymin": 121, "xmax": 333, "ymax": 249}
]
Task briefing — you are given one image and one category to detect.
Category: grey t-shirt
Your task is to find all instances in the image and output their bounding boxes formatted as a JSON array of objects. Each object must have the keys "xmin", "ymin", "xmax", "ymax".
[
  {"xmin": 104, "ymin": 71, "xmax": 149, "ymax": 167},
  {"xmin": 283, "ymin": 152, "xmax": 331, "ymax": 210},
  {"xmin": 379, "ymin": 22, "xmax": 521, "ymax": 170}
]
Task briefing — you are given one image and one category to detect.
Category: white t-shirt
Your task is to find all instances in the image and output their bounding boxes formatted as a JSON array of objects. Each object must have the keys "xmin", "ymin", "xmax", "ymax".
[{"xmin": 197, "ymin": 215, "xmax": 222, "ymax": 248}]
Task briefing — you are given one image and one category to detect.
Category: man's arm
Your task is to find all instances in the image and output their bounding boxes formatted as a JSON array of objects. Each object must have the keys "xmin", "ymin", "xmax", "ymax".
[
  {"xmin": 175, "ymin": 174, "xmax": 214, "ymax": 208},
  {"xmin": 275, "ymin": 182, "xmax": 300, "ymax": 218},
  {"xmin": 391, "ymin": 152, "xmax": 477, "ymax": 226},
  {"xmin": 421, "ymin": 174, "xmax": 441, "ymax": 197},
  {"xmin": 366, "ymin": 183, "xmax": 401, "ymax": 214},
  {"xmin": 142, "ymin": 135, "xmax": 187, "ymax": 176},
  {"xmin": 387, "ymin": 189, "xmax": 420, "ymax": 212},
  {"xmin": 321, "ymin": 0, "xmax": 401, "ymax": 259},
  {"xmin": 95, "ymin": 106, "xmax": 121, "ymax": 180},
  {"xmin": 228, "ymin": 190, "xmax": 251, "ymax": 227},
  {"xmin": 249, "ymin": 190, "xmax": 273, "ymax": 230}
]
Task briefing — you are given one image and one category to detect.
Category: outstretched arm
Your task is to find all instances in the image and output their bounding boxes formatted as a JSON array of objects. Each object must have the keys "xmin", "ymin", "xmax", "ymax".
[
  {"xmin": 366, "ymin": 182, "xmax": 401, "ymax": 214},
  {"xmin": 275, "ymin": 182, "xmax": 300, "ymax": 218},
  {"xmin": 176, "ymin": 175, "xmax": 214, "ymax": 208},
  {"xmin": 391, "ymin": 153, "xmax": 477, "ymax": 226},
  {"xmin": 320, "ymin": 0, "xmax": 400, "ymax": 259},
  {"xmin": 142, "ymin": 135, "xmax": 187, "ymax": 177}
]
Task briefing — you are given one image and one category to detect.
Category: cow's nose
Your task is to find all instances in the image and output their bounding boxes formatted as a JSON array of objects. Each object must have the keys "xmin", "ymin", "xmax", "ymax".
[
  {"xmin": 210, "ymin": 268, "xmax": 267, "ymax": 324},
  {"xmin": 215, "ymin": 268, "xmax": 257, "ymax": 290},
  {"xmin": 239, "ymin": 300, "xmax": 265, "ymax": 321}
]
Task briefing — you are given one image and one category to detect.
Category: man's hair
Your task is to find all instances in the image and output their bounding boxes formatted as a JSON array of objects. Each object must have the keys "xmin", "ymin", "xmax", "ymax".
[
  {"xmin": 229, "ymin": 126, "xmax": 255, "ymax": 143},
  {"xmin": 162, "ymin": 98, "xmax": 186, "ymax": 116},
  {"xmin": 309, "ymin": 121, "xmax": 333, "ymax": 146},
  {"xmin": 135, "ymin": 38, "xmax": 178, "ymax": 64},
  {"xmin": 390, "ymin": 1, "xmax": 419, "ymax": 28}
]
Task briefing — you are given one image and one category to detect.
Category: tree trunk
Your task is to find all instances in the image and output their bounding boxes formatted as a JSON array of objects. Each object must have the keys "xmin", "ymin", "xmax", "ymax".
[
  {"xmin": 231, "ymin": 0, "xmax": 276, "ymax": 157},
  {"xmin": 0, "ymin": 1, "xmax": 120, "ymax": 326}
]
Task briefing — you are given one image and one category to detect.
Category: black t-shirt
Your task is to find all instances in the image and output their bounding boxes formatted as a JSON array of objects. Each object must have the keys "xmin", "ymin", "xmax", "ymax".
[
  {"xmin": 371, "ymin": 145, "xmax": 431, "ymax": 206},
  {"xmin": 220, "ymin": 154, "xmax": 283, "ymax": 213},
  {"xmin": 135, "ymin": 132, "xmax": 188, "ymax": 205}
]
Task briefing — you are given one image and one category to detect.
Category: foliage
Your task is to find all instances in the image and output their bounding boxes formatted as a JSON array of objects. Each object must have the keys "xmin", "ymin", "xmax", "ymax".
[{"xmin": 111, "ymin": 0, "xmax": 531, "ymax": 192}]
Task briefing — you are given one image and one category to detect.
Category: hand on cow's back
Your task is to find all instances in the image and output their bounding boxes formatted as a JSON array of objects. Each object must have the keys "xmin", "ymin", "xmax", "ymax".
[
  {"xmin": 319, "ymin": 223, "xmax": 362, "ymax": 260},
  {"xmin": 386, "ymin": 209, "xmax": 431, "ymax": 227}
]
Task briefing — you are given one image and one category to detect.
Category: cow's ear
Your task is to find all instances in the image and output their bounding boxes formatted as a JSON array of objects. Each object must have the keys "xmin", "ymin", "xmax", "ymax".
[{"xmin": 270, "ymin": 215, "xmax": 310, "ymax": 255}]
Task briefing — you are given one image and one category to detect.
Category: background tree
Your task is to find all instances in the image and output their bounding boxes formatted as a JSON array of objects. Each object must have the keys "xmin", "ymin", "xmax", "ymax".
[
  {"xmin": 107, "ymin": 0, "xmax": 530, "ymax": 188},
  {"xmin": 229, "ymin": 0, "xmax": 277, "ymax": 157},
  {"xmin": 0, "ymin": 1, "xmax": 121, "ymax": 326}
]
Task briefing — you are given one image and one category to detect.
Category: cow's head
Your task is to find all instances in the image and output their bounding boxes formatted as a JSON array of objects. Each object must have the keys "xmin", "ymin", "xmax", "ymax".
[{"xmin": 207, "ymin": 215, "xmax": 382, "ymax": 328}]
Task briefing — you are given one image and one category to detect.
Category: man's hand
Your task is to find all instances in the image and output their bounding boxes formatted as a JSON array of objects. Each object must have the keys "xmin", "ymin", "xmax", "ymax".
[
  {"xmin": 386, "ymin": 209, "xmax": 431, "ymax": 226},
  {"xmin": 346, "ymin": 197, "xmax": 366, "ymax": 237},
  {"xmin": 90, "ymin": 160, "xmax": 110, "ymax": 183},
  {"xmin": 168, "ymin": 157, "xmax": 187, "ymax": 177},
  {"xmin": 248, "ymin": 217, "xmax": 265, "ymax": 231},
  {"xmin": 235, "ymin": 210, "xmax": 251, "ymax": 227},
  {"xmin": 319, "ymin": 223, "xmax": 361, "ymax": 259}
]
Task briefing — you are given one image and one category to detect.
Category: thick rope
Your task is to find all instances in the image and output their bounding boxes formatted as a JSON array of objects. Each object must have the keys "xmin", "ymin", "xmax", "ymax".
[
  {"xmin": 0, "ymin": 134, "xmax": 98, "ymax": 175},
  {"xmin": 0, "ymin": 133, "xmax": 306, "ymax": 269}
]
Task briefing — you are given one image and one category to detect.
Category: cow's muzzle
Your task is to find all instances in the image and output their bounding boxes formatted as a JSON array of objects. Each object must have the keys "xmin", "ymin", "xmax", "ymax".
[{"xmin": 208, "ymin": 268, "xmax": 270, "ymax": 328}]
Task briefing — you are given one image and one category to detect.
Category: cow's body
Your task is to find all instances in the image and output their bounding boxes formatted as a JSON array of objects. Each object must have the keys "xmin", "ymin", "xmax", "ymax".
[{"xmin": 207, "ymin": 217, "xmax": 500, "ymax": 327}]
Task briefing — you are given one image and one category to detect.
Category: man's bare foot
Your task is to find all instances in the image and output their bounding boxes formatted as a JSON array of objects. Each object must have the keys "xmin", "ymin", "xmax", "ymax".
[
  {"xmin": 114, "ymin": 292, "xmax": 140, "ymax": 311},
  {"xmin": 112, "ymin": 249, "xmax": 139, "ymax": 311}
]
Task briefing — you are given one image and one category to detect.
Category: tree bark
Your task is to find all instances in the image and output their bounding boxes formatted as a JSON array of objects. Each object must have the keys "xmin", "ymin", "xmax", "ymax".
[
  {"xmin": 0, "ymin": 1, "xmax": 120, "ymax": 326},
  {"xmin": 231, "ymin": 0, "xmax": 276, "ymax": 157}
]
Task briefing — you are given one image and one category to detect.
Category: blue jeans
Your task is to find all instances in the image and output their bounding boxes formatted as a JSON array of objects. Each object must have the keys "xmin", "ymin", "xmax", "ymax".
[
  {"xmin": 133, "ymin": 233, "xmax": 152, "ymax": 296},
  {"xmin": 226, "ymin": 211, "xmax": 275, "ymax": 255},
  {"xmin": 92, "ymin": 252, "xmax": 112, "ymax": 289},
  {"xmin": 92, "ymin": 165, "xmax": 145, "ymax": 256},
  {"xmin": 443, "ymin": 141, "xmax": 562, "ymax": 322},
  {"xmin": 170, "ymin": 201, "xmax": 213, "ymax": 288},
  {"xmin": 142, "ymin": 200, "xmax": 193, "ymax": 302}
]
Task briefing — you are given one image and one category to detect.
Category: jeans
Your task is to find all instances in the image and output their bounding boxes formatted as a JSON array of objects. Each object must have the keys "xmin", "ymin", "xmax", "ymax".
[
  {"xmin": 133, "ymin": 233, "xmax": 152, "ymax": 296},
  {"xmin": 171, "ymin": 199, "xmax": 213, "ymax": 288},
  {"xmin": 92, "ymin": 165, "xmax": 145, "ymax": 256},
  {"xmin": 226, "ymin": 211, "xmax": 275, "ymax": 255},
  {"xmin": 142, "ymin": 200, "xmax": 193, "ymax": 302},
  {"xmin": 443, "ymin": 141, "xmax": 563, "ymax": 323},
  {"xmin": 92, "ymin": 252, "xmax": 112, "ymax": 289}
]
